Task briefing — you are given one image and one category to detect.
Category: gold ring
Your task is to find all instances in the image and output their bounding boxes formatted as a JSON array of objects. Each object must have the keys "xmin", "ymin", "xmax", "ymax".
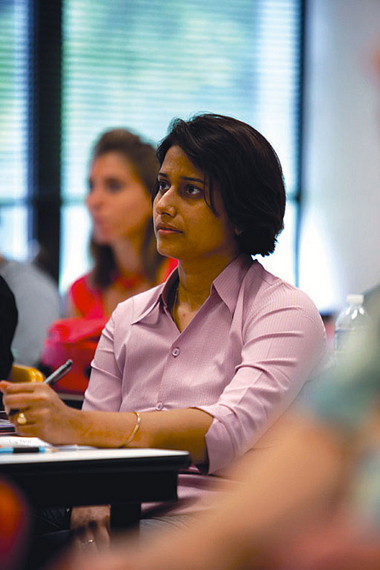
[{"xmin": 16, "ymin": 412, "xmax": 27, "ymax": 425}]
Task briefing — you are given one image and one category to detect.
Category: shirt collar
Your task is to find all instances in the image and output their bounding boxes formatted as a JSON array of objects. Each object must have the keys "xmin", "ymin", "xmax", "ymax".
[
  {"xmin": 211, "ymin": 253, "xmax": 253, "ymax": 313},
  {"xmin": 130, "ymin": 268, "xmax": 179, "ymax": 325},
  {"xmin": 131, "ymin": 253, "xmax": 253, "ymax": 324}
]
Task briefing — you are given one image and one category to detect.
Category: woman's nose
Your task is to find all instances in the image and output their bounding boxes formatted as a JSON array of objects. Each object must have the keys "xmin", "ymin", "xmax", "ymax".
[
  {"xmin": 154, "ymin": 187, "xmax": 176, "ymax": 216},
  {"xmin": 86, "ymin": 186, "xmax": 103, "ymax": 210}
]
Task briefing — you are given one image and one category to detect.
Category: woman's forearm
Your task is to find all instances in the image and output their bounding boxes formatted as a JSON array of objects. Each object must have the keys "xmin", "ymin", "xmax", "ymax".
[
  {"xmin": 0, "ymin": 380, "xmax": 213, "ymax": 457},
  {"xmin": 83, "ymin": 408, "xmax": 213, "ymax": 462},
  {"xmin": 131, "ymin": 408, "xmax": 213, "ymax": 463}
]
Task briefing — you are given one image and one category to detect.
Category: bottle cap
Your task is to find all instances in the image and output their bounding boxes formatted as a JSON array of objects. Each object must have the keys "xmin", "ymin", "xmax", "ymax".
[{"xmin": 346, "ymin": 294, "xmax": 364, "ymax": 305}]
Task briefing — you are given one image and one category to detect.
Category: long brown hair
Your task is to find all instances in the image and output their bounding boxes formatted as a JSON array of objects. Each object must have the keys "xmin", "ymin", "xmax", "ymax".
[{"xmin": 88, "ymin": 128, "xmax": 164, "ymax": 289}]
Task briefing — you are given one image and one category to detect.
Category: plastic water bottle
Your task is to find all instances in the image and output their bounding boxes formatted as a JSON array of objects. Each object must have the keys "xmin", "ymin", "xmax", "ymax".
[{"xmin": 334, "ymin": 294, "xmax": 370, "ymax": 359}]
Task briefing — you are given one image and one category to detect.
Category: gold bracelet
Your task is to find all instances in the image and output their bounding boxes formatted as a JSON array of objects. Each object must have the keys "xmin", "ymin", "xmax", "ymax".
[{"xmin": 123, "ymin": 411, "xmax": 141, "ymax": 446}]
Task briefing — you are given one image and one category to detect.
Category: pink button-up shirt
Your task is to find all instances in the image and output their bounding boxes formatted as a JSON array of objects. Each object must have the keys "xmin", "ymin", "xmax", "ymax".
[{"xmin": 83, "ymin": 254, "xmax": 328, "ymax": 513}]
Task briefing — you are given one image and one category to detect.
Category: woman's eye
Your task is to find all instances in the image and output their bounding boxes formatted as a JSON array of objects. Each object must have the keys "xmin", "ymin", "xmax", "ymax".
[
  {"xmin": 186, "ymin": 185, "xmax": 202, "ymax": 197},
  {"xmin": 107, "ymin": 180, "xmax": 123, "ymax": 193},
  {"xmin": 157, "ymin": 180, "xmax": 169, "ymax": 193}
]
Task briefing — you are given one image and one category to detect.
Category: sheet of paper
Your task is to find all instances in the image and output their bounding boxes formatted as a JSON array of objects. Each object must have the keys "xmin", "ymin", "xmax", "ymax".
[{"xmin": 0, "ymin": 436, "xmax": 53, "ymax": 447}]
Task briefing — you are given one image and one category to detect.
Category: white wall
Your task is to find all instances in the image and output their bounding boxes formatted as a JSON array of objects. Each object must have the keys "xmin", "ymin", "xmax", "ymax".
[{"xmin": 300, "ymin": 0, "xmax": 380, "ymax": 313}]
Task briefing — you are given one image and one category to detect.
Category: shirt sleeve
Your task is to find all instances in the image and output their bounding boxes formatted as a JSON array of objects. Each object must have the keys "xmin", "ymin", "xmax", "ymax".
[
  {"xmin": 196, "ymin": 288, "xmax": 329, "ymax": 474},
  {"xmin": 82, "ymin": 311, "xmax": 124, "ymax": 412}
]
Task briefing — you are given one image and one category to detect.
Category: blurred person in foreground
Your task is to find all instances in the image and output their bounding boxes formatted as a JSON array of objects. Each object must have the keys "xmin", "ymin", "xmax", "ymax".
[
  {"xmin": 0, "ymin": 478, "xmax": 29, "ymax": 570},
  {"xmin": 1, "ymin": 114, "xmax": 327, "ymax": 557}
]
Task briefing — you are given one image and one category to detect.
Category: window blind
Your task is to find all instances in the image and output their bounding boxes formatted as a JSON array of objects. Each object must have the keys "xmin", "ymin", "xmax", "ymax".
[
  {"xmin": 61, "ymin": 0, "xmax": 303, "ymax": 290},
  {"xmin": 0, "ymin": 0, "xmax": 29, "ymax": 259}
]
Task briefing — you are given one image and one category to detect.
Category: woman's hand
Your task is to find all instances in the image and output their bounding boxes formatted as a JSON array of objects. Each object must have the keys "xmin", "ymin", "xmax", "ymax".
[
  {"xmin": 70, "ymin": 506, "xmax": 111, "ymax": 553},
  {"xmin": 0, "ymin": 380, "xmax": 81, "ymax": 444}
]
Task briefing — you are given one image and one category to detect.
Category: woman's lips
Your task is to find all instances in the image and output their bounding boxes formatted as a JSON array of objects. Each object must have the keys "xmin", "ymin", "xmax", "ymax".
[
  {"xmin": 156, "ymin": 223, "xmax": 182, "ymax": 234},
  {"xmin": 158, "ymin": 228, "xmax": 181, "ymax": 234},
  {"xmin": 92, "ymin": 217, "xmax": 108, "ymax": 227}
]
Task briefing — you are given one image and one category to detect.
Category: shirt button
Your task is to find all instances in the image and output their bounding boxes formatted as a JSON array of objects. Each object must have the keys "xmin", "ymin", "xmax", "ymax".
[
  {"xmin": 156, "ymin": 402, "xmax": 163, "ymax": 411},
  {"xmin": 172, "ymin": 347, "xmax": 180, "ymax": 357}
]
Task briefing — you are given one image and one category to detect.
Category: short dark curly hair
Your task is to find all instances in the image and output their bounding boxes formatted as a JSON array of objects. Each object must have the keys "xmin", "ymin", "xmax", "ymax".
[{"xmin": 155, "ymin": 113, "xmax": 286, "ymax": 257}]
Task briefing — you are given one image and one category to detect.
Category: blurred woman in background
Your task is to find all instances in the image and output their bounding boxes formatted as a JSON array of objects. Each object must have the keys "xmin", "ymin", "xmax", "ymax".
[{"xmin": 67, "ymin": 128, "xmax": 176, "ymax": 319}]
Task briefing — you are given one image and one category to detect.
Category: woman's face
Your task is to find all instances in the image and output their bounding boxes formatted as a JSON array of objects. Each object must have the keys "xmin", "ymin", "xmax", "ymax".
[
  {"xmin": 153, "ymin": 145, "xmax": 239, "ymax": 266},
  {"xmin": 86, "ymin": 151, "xmax": 152, "ymax": 246}
]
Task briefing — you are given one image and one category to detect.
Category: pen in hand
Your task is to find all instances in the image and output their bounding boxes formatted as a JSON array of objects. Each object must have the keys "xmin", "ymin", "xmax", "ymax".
[
  {"xmin": 44, "ymin": 359, "xmax": 73, "ymax": 386},
  {"xmin": 7, "ymin": 359, "xmax": 73, "ymax": 419}
]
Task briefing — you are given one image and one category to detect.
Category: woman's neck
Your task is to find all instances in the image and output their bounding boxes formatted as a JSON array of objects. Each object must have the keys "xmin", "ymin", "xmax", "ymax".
[
  {"xmin": 176, "ymin": 253, "xmax": 239, "ymax": 314},
  {"xmin": 102, "ymin": 238, "xmax": 151, "ymax": 316},
  {"xmin": 111, "ymin": 237, "xmax": 145, "ymax": 277}
]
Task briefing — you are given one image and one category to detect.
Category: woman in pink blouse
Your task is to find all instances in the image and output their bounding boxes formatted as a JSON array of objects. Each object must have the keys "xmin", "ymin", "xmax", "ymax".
[{"xmin": 1, "ymin": 114, "xmax": 328, "ymax": 550}]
